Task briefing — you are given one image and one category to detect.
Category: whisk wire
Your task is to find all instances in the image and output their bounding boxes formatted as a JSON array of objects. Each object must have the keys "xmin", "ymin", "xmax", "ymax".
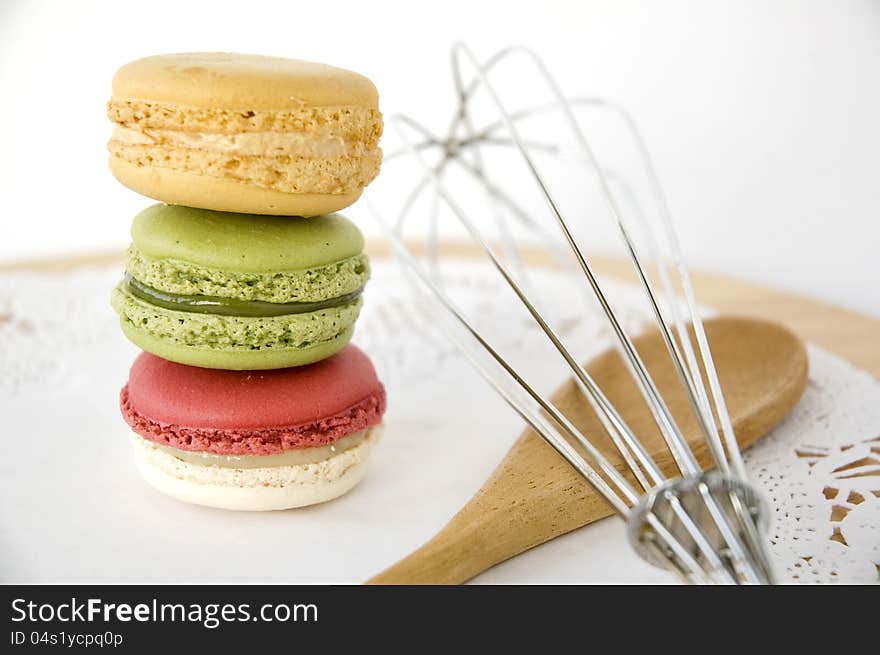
[
  {"xmin": 450, "ymin": 42, "xmax": 702, "ymax": 476},
  {"xmin": 384, "ymin": 116, "xmax": 752, "ymax": 584},
  {"xmin": 380, "ymin": 132, "xmax": 641, "ymax": 503},
  {"xmin": 377, "ymin": 43, "xmax": 775, "ymax": 584},
  {"xmin": 582, "ymin": 97, "xmax": 749, "ymax": 478},
  {"xmin": 375, "ymin": 205, "xmax": 745, "ymax": 584}
]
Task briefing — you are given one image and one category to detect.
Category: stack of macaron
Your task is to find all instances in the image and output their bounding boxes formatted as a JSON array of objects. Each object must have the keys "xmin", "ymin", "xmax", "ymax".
[{"xmin": 108, "ymin": 53, "xmax": 386, "ymax": 511}]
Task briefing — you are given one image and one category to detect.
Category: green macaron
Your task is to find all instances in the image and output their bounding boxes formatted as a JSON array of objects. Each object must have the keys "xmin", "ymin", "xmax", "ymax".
[{"xmin": 111, "ymin": 204, "xmax": 369, "ymax": 370}]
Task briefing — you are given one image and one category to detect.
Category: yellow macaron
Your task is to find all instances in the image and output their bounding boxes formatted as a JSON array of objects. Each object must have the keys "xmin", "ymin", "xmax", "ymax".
[{"xmin": 107, "ymin": 52, "xmax": 382, "ymax": 216}]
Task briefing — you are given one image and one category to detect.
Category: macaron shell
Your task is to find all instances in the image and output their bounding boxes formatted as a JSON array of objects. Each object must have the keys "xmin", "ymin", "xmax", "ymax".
[
  {"xmin": 126, "ymin": 345, "xmax": 383, "ymax": 430},
  {"xmin": 130, "ymin": 203, "xmax": 364, "ymax": 273},
  {"xmin": 111, "ymin": 52, "xmax": 379, "ymax": 110},
  {"xmin": 110, "ymin": 159, "xmax": 364, "ymax": 217},
  {"xmin": 119, "ymin": 320, "xmax": 354, "ymax": 371}
]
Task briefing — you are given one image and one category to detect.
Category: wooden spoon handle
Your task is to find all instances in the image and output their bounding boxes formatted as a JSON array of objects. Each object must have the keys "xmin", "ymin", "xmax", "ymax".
[{"xmin": 368, "ymin": 432, "xmax": 614, "ymax": 584}]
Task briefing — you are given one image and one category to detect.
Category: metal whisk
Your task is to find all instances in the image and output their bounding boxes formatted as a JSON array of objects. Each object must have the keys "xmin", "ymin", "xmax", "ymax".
[{"xmin": 369, "ymin": 43, "xmax": 776, "ymax": 584}]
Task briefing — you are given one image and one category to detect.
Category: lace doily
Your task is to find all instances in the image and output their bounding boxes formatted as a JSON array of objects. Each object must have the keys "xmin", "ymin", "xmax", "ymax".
[{"xmin": 0, "ymin": 259, "xmax": 877, "ymax": 584}]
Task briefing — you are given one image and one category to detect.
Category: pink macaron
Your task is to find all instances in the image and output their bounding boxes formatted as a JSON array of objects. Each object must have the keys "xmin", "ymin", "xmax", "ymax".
[{"xmin": 121, "ymin": 345, "xmax": 386, "ymax": 510}]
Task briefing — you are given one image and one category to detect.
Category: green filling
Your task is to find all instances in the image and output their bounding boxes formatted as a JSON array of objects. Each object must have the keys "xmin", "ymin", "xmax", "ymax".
[
  {"xmin": 125, "ymin": 246, "xmax": 371, "ymax": 304},
  {"xmin": 125, "ymin": 273, "xmax": 363, "ymax": 317},
  {"xmin": 110, "ymin": 282, "xmax": 362, "ymax": 351}
]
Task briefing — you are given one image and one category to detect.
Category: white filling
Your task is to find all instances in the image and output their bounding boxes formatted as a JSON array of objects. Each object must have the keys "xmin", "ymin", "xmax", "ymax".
[
  {"xmin": 129, "ymin": 427, "xmax": 381, "ymax": 489},
  {"xmin": 111, "ymin": 125, "xmax": 347, "ymax": 157},
  {"xmin": 150, "ymin": 430, "xmax": 367, "ymax": 469}
]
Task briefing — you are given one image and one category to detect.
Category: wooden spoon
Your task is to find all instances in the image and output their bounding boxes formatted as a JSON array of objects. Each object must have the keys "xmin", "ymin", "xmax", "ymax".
[{"xmin": 367, "ymin": 315, "xmax": 808, "ymax": 584}]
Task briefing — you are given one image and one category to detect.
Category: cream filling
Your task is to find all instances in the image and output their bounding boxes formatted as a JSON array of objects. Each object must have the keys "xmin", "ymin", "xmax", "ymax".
[
  {"xmin": 111, "ymin": 125, "xmax": 347, "ymax": 158},
  {"xmin": 145, "ymin": 430, "xmax": 367, "ymax": 469}
]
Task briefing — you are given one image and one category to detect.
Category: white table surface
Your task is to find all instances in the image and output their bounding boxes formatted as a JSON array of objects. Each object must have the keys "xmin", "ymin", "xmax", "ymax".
[{"xmin": 3, "ymin": 261, "xmax": 878, "ymax": 585}]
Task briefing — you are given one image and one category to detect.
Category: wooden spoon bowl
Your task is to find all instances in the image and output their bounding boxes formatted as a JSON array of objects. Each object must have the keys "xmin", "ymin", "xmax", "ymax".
[{"xmin": 368, "ymin": 315, "xmax": 808, "ymax": 584}]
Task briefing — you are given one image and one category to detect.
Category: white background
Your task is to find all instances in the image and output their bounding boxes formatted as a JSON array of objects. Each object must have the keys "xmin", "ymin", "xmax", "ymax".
[{"xmin": 1, "ymin": 0, "xmax": 879, "ymax": 316}]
